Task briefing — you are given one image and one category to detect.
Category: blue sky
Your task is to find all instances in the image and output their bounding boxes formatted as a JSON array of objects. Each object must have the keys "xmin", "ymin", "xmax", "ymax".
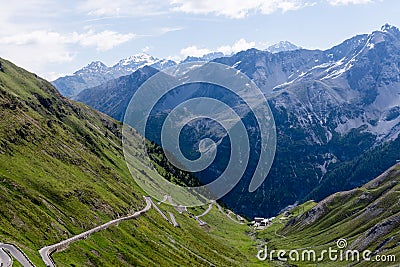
[{"xmin": 0, "ymin": 0, "xmax": 399, "ymax": 80}]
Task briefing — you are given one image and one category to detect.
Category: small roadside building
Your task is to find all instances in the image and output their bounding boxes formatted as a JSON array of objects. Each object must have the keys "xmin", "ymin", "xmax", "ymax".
[{"xmin": 252, "ymin": 217, "xmax": 271, "ymax": 229}]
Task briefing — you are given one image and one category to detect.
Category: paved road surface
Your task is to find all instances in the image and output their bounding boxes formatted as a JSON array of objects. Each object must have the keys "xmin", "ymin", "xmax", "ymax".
[
  {"xmin": 194, "ymin": 216, "xmax": 207, "ymax": 226},
  {"xmin": 168, "ymin": 212, "xmax": 180, "ymax": 227},
  {"xmin": 227, "ymin": 211, "xmax": 245, "ymax": 224},
  {"xmin": 196, "ymin": 203, "xmax": 213, "ymax": 218},
  {"xmin": 149, "ymin": 198, "xmax": 170, "ymax": 223},
  {"xmin": 165, "ymin": 195, "xmax": 186, "ymax": 214},
  {"xmin": 157, "ymin": 195, "xmax": 168, "ymax": 205},
  {"xmin": 193, "ymin": 201, "xmax": 245, "ymax": 225},
  {"xmin": 0, "ymin": 247, "xmax": 12, "ymax": 267},
  {"xmin": 0, "ymin": 243, "xmax": 35, "ymax": 267}
]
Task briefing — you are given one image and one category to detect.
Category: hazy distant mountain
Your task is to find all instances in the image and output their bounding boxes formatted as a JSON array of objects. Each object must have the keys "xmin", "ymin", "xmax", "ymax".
[
  {"xmin": 53, "ymin": 51, "xmax": 229, "ymax": 98},
  {"xmin": 266, "ymin": 41, "xmax": 301, "ymax": 53},
  {"xmin": 182, "ymin": 52, "xmax": 225, "ymax": 63},
  {"xmin": 72, "ymin": 66, "xmax": 159, "ymax": 121},
  {"xmin": 74, "ymin": 24, "xmax": 400, "ymax": 217},
  {"xmin": 52, "ymin": 53, "xmax": 176, "ymax": 97}
]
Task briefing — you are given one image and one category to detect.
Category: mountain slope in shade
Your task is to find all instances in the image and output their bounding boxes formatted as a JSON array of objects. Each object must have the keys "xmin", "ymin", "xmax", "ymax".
[
  {"xmin": 259, "ymin": 163, "xmax": 400, "ymax": 266},
  {"xmin": 52, "ymin": 53, "xmax": 176, "ymax": 97},
  {"xmin": 0, "ymin": 58, "xmax": 259, "ymax": 266},
  {"xmin": 72, "ymin": 66, "xmax": 159, "ymax": 121}
]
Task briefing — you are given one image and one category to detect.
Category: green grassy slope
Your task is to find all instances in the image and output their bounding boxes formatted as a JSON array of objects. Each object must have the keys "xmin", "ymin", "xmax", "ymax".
[
  {"xmin": 53, "ymin": 203, "xmax": 260, "ymax": 266},
  {"xmin": 258, "ymin": 164, "xmax": 400, "ymax": 266},
  {"xmin": 0, "ymin": 58, "xmax": 257, "ymax": 266}
]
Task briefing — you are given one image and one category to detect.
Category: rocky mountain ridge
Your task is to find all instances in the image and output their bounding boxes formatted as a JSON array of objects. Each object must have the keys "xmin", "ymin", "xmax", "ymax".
[
  {"xmin": 52, "ymin": 53, "xmax": 176, "ymax": 97},
  {"xmin": 52, "ymin": 40, "xmax": 302, "ymax": 97}
]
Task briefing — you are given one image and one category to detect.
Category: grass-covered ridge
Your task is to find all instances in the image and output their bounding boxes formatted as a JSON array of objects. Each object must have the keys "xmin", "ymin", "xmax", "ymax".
[
  {"xmin": 0, "ymin": 58, "xmax": 259, "ymax": 266},
  {"xmin": 257, "ymin": 164, "xmax": 400, "ymax": 266}
]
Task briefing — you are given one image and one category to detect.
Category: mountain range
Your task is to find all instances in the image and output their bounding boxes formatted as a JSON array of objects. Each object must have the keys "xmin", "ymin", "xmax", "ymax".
[
  {"xmin": 52, "ymin": 41, "xmax": 300, "ymax": 98},
  {"xmin": 52, "ymin": 53, "xmax": 176, "ymax": 97},
  {"xmin": 71, "ymin": 24, "xmax": 400, "ymax": 218}
]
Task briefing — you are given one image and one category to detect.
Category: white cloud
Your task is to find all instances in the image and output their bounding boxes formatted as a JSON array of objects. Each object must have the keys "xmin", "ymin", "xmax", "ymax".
[
  {"xmin": 217, "ymin": 39, "xmax": 256, "ymax": 54},
  {"xmin": 327, "ymin": 0, "xmax": 373, "ymax": 5},
  {"xmin": 0, "ymin": 31, "xmax": 63, "ymax": 46},
  {"xmin": 79, "ymin": 0, "xmax": 168, "ymax": 17},
  {"xmin": 160, "ymin": 27, "xmax": 184, "ymax": 34},
  {"xmin": 45, "ymin": 72, "xmax": 68, "ymax": 81},
  {"xmin": 142, "ymin": 46, "xmax": 151, "ymax": 53},
  {"xmin": 170, "ymin": 0, "xmax": 310, "ymax": 19},
  {"xmin": 180, "ymin": 46, "xmax": 212, "ymax": 58},
  {"xmin": 71, "ymin": 30, "xmax": 136, "ymax": 51},
  {"xmin": 0, "ymin": 29, "xmax": 136, "ymax": 79},
  {"xmin": 0, "ymin": 30, "xmax": 136, "ymax": 52},
  {"xmin": 180, "ymin": 39, "xmax": 257, "ymax": 59},
  {"xmin": 0, "ymin": 31, "xmax": 75, "ymax": 64}
]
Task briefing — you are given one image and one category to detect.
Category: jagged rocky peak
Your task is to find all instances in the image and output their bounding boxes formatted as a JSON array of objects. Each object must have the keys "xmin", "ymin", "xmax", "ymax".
[
  {"xmin": 381, "ymin": 23, "xmax": 400, "ymax": 33},
  {"xmin": 366, "ymin": 23, "xmax": 400, "ymax": 50},
  {"xmin": 266, "ymin": 41, "xmax": 301, "ymax": 53},
  {"xmin": 52, "ymin": 52, "xmax": 177, "ymax": 97},
  {"xmin": 75, "ymin": 61, "xmax": 108, "ymax": 75},
  {"xmin": 117, "ymin": 53, "xmax": 158, "ymax": 66}
]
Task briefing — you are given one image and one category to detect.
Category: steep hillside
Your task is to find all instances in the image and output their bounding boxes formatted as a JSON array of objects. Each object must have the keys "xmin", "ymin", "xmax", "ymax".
[
  {"xmin": 258, "ymin": 163, "xmax": 400, "ymax": 266},
  {"xmin": 0, "ymin": 58, "xmax": 258, "ymax": 266}
]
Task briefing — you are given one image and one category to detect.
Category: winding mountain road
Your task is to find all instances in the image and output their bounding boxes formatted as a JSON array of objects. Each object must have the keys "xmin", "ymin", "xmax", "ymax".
[
  {"xmin": 196, "ymin": 203, "xmax": 214, "ymax": 218},
  {"xmin": 149, "ymin": 198, "xmax": 171, "ymax": 223},
  {"xmin": 227, "ymin": 210, "xmax": 245, "ymax": 224},
  {"xmin": 193, "ymin": 201, "xmax": 245, "ymax": 225},
  {"xmin": 3, "ymin": 195, "xmax": 244, "ymax": 266},
  {"xmin": 168, "ymin": 212, "xmax": 180, "ymax": 227},
  {"xmin": 39, "ymin": 196, "xmax": 152, "ymax": 267},
  {"xmin": 165, "ymin": 195, "xmax": 186, "ymax": 214},
  {"xmin": 157, "ymin": 195, "xmax": 168, "ymax": 205}
]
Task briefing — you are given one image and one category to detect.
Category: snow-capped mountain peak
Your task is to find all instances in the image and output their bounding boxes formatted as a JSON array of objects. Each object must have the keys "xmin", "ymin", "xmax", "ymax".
[
  {"xmin": 266, "ymin": 41, "xmax": 301, "ymax": 53},
  {"xmin": 117, "ymin": 53, "xmax": 158, "ymax": 67},
  {"xmin": 53, "ymin": 53, "xmax": 177, "ymax": 97},
  {"xmin": 75, "ymin": 61, "xmax": 108, "ymax": 75}
]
